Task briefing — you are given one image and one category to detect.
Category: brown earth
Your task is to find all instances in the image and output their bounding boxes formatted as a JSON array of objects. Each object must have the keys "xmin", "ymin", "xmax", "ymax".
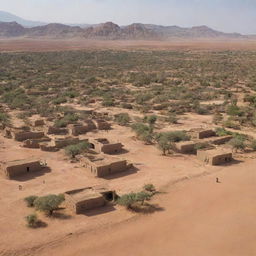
[
  {"xmin": 21, "ymin": 154, "xmax": 256, "ymax": 256},
  {"xmin": 1, "ymin": 39, "xmax": 256, "ymax": 52}
]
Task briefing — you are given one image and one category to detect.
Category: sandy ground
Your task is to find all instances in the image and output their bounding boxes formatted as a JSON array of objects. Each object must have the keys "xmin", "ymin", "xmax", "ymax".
[
  {"xmin": 1, "ymin": 38, "xmax": 256, "ymax": 52},
  {"xmin": 35, "ymin": 157, "xmax": 256, "ymax": 256}
]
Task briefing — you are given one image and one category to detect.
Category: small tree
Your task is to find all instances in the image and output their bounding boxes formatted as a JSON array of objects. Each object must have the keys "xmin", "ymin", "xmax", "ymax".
[
  {"xmin": 117, "ymin": 193, "xmax": 137, "ymax": 209},
  {"xmin": 24, "ymin": 195, "xmax": 38, "ymax": 207},
  {"xmin": 144, "ymin": 115, "xmax": 157, "ymax": 126},
  {"xmin": 250, "ymin": 140, "xmax": 256, "ymax": 151},
  {"xmin": 34, "ymin": 194, "xmax": 65, "ymax": 216},
  {"xmin": 136, "ymin": 191, "xmax": 152, "ymax": 205},
  {"xmin": 25, "ymin": 214, "xmax": 39, "ymax": 228},
  {"xmin": 65, "ymin": 141, "xmax": 90, "ymax": 158},
  {"xmin": 114, "ymin": 113, "xmax": 131, "ymax": 126},
  {"xmin": 143, "ymin": 184, "xmax": 156, "ymax": 193},
  {"xmin": 229, "ymin": 137, "xmax": 245, "ymax": 152}
]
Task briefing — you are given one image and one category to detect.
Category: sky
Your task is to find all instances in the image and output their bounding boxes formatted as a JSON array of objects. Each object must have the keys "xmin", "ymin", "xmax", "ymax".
[{"xmin": 0, "ymin": 0, "xmax": 255, "ymax": 34}]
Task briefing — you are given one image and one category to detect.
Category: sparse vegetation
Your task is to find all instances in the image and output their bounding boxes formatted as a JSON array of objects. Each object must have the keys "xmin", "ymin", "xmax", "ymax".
[{"xmin": 34, "ymin": 194, "xmax": 65, "ymax": 216}]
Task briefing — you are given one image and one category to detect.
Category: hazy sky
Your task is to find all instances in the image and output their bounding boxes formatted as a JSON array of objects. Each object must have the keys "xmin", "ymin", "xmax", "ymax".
[{"xmin": 0, "ymin": 0, "xmax": 255, "ymax": 34}]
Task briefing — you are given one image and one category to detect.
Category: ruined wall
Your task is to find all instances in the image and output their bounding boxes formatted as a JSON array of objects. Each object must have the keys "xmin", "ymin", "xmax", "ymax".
[
  {"xmin": 40, "ymin": 143, "xmax": 58, "ymax": 152},
  {"xmin": 101, "ymin": 143, "xmax": 123, "ymax": 154},
  {"xmin": 70, "ymin": 125, "xmax": 88, "ymax": 136},
  {"xmin": 208, "ymin": 136, "xmax": 233, "ymax": 145},
  {"xmin": 46, "ymin": 126, "xmax": 68, "ymax": 135},
  {"xmin": 33, "ymin": 119, "xmax": 45, "ymax": 127},
  {"xmin": 93, "ymin": 119, "xmax": 111, "ymax": 130},
  {"xmin": 197, "ymin": 130, "xmax": 216, "ymax": 139},
  {"xmin": 23, "ymin": 137, "xmax": 51, "ymax": 148},
  {"xmin": 13, "ymin": 131, "xmax": 45, "ymax": 142}
]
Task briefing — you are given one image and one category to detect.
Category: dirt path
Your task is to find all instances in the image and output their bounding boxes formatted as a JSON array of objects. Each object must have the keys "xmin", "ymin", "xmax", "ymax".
[{"xmin": 32, "ymin": 158, "xmax": 256, "ymax": 256}]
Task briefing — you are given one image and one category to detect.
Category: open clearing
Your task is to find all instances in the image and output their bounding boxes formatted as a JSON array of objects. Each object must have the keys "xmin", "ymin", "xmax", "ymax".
[
  {"xmin": 1, "ymin": 38, "xmax": 256, "ymax": 52},
  {"xmin": 1, "ymin": 39, "xmax": 256, "ymax": 256}
]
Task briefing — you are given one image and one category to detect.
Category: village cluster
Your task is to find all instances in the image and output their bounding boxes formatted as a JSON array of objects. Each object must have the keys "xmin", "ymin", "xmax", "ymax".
[{"xmin": 0, "ymin": 106, "xmax": 235, "ymax": 215}]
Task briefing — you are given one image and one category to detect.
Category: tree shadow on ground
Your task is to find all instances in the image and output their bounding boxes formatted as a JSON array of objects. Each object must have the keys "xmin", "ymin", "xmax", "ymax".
[
  {"xmin": 130, "ymin": 203, "xmax": 165, "ymax": 214},
  {"xmin": 51, "ymin": 211, "xmax": 72, "ymax": 220}
]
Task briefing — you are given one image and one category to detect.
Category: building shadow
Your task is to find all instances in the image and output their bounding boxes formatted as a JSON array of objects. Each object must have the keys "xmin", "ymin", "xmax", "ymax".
[
  {"xmin": 222, "ymin": 159, "xmax": 243, "ymax": 166},
  {"xmin": 80, "ymin": 205, "xmax": 116, "ymax": 217},
  {"xmin": 112, "ymin": 148, "xmax": 129, "ymax": 155},
  {"xmin": 103, "ymin": 166, "xmax": 139, "ymax": 180},
  {"xmin": 13, "ymin": 167, "xmax": 51, "ymax": 182}
]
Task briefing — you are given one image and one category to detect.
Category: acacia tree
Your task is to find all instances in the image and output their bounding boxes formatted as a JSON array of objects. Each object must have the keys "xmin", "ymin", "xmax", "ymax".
[{"xmin": 34, "ymin": 194, "xmax": 65, "ymax": 216}]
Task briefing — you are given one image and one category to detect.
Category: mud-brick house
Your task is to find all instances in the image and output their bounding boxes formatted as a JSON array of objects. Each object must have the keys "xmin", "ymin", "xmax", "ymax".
[
  {"xmin": 174, "ymin": 141, "xmax": 197, "ymax": 154},
  {"xmin": 13, "ymin": 131, "xmax": 45, "ymax": 142},
  {"xmin": 46, "ymin": 126, "xmax": 69, "ymax": 135},
  {"xmin": 81, "ymin": 155, "xmax": 132, "ymax": 178},
  {"xmin": 93, "ymin": 119, "xmax": 111, "ymax": 130},
  {"xmin": 64, "ymin": 186, "xmax": 116, "ymax": 214},
  {"xmin": 1, "ymin": 158, "xmax": 43, "ymax": 179},
  {"xmin": 196, "ymin": 129, "xmax": 216, "ymax": 139},
  {"xmin": 89, "ymin": 138, "xmax": 123, "ymax": 154},
  {"xmin": 197, "ymin": 149, "xmax": 232, "ymax": 165},
  {"xmin": 69, "ymin": 124, "xmax": 88, "ymax": 136}
]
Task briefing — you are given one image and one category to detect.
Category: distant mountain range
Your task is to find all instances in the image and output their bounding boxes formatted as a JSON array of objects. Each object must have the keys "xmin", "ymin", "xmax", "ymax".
[{"xmin": 0, "ymin": 10, "xmax": 252, "ymax": 40}]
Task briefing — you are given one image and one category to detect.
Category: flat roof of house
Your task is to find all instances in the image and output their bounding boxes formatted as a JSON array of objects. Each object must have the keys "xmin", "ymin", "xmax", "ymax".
[
  {"xmin": 198, "ymin": 149, "xmax": 232, "ymax": 157},
  {"xmin": 4, "ymin": 158, "xmax": 41, "ymax": 167},
  {"xmin": 84, "ymin": 155, "xmax": 126, "ymax": 167},
  {"xmin": 65, "ymin": 187, "xmax": 103, "ymax": 203}
]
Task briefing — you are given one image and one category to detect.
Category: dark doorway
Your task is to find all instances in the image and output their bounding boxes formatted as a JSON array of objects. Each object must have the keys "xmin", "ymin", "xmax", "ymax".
[
  {"xmin": 103, "ymin": 192, "xmax": 114, "ymax": 201},
  {"xmin": 27, "ymin": 167, "xmax": 30, "ymax": 172},
  {"xmin": 89, "ymin": 143, "xmax": 95, "ymax": 149}
]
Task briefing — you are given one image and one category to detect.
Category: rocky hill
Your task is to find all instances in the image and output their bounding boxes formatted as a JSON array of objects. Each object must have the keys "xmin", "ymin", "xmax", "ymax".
[{"xmin": 0, "ymin": 21, "xmax": 247, "ymax": 39}]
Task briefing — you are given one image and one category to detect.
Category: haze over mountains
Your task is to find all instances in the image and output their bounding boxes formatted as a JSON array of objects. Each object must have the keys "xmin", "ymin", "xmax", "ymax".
[{"xmin": 0, "ymin": 10, "xmax": 251, "ymax": 40}]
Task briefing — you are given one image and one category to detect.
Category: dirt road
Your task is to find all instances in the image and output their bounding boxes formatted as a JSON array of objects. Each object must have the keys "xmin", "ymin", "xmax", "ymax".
[{"xmin": 35, "ymin": 158, "xmax": 256, "ymax": 256}]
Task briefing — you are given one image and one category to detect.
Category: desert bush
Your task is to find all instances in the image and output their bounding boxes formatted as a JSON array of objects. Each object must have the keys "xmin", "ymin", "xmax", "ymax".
[
  {"xmin": 24, "ymin": 195, "xmax": 38, "ymax": 207},
  {"xmin": 229, "ymin": 137, "xmax": 246, "ymax": 152},
  {"xmin": 250, "ymin": 140, "xmax": 256, "ymax": 151},
  {"xmin": 65, "ymin": 141, "xmax": 90, "ymax": 158},
  {"xmin": 34, "ymin": 194, "xmax": 65, "ymax": 216},
  {"xmin": 131, "ymin": 123, "xmax": 154, "ymax": 144},
  {"xmin": 25, "ymin": 214, "xmax": 39, "ymax": 228},
  {"xmin": 144, "ymin": 115, "xmax": 157, "ymax": 125},
  {"xmin": 114, "ymin": 113, "xmax": 131, "ymax": 126},
  {"xmin": 215, "ymin": 127, "xmax": 232, "ymax": 136},
  {"xmin": 0, "ymin": 112, "xmax": 10, "ymax": 125},
  {"xmin": 143, "ymin": 184, "xmax": 156, "ymax": 193}
]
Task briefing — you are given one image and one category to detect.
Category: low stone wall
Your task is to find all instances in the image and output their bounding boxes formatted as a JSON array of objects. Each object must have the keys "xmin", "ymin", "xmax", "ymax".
[
  {"xmin": 13, "ymin": 131, "xmax": 45, "ymax": 142},
  {"xmin": 46, "ymin": 126, "xmax": 68, "ymax": 135}
]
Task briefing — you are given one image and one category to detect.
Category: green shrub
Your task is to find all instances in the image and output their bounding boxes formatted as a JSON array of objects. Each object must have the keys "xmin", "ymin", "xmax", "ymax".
[
  {"xmin": 25, "ymin": 214, "xmax": 39, "ymax": 228},
  {"xmin": 215, "ymin": 128, "xmax": 232, "ymax": 137},
  {"xmin": 143, "ymin": 184, "xmax": 156, "ymax": 193},
  {"xmin": 34, "ymin": 194, "xmax": 65, "ymax": 216},
  {"xmin": 114, "ymin": 113, "xmax": 131, "ymax": 126},
  {"xmin": 65, "ymin": 141, "xmax": 90, "ymax": 158},
  {"xmin": 24, "ymin": 195, "xmax": 38, "ymax": 207}
]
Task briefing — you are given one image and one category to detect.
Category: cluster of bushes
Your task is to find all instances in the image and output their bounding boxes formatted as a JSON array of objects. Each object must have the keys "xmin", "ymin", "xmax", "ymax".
[
  {"xmin": 117, "ymin": 184, "xmax": 156, "ymax": 211},
  {"xmin": 54, "ymin": 113, "xmax": 79, "ymax": 128},
  {"xmin": 24, "ymin": 194, "xmax": 65, "ymax": 228}
]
